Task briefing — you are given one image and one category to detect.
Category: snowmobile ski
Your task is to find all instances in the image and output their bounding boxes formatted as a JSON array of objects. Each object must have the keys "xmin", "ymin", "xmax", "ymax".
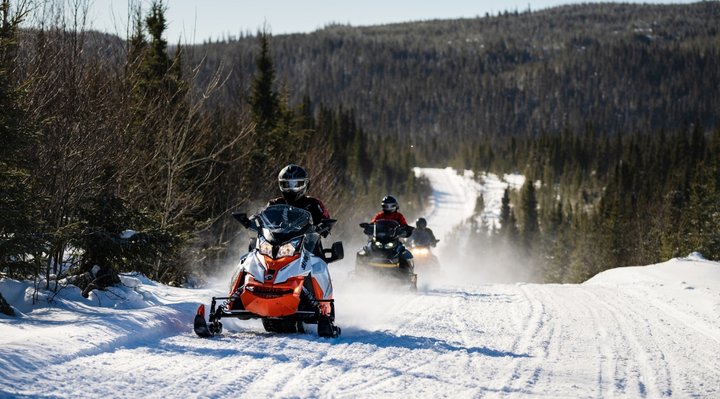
[{"xmin": 194, "ymin": 304, "xmax": 222, "ymax": 337}]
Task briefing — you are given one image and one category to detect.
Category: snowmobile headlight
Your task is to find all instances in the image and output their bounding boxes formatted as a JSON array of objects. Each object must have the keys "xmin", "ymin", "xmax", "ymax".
[
  {"xmin": 374, "ymin": 241, "xmax": 384, "ymax": 248},
  {"xmin": 411, "ymin": 247, "xmax": 429, "ymax": 256},
  {"xmin": 384, "ymin": 242, "xmax": 395, "ymax": 249},
  {"xmin": 277, "ymin": 238, "xmax": 302, "ymax": 258},
  {"xmin": 258, "ymin": 238, "xmax": 273, "ymax": 256}
]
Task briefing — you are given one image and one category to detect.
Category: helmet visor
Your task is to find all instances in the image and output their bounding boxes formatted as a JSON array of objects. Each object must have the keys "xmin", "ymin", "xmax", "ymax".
[
  {"xmin": 382, "ymin": 203, "xmax": 397, "ymax": 212},
  {"xmin": 279, "ymin": 179, "xmax": 307, "ymax": 192}
]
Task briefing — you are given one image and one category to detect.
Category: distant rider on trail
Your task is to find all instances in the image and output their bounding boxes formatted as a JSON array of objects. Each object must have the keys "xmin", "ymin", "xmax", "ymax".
[
  {"xmin": 369, "ymin": 195, "xmax": 414, "ymax": 273},
  {"xmin": 410, "ymin": 217, "xmax": 438, "ymax": 247}
]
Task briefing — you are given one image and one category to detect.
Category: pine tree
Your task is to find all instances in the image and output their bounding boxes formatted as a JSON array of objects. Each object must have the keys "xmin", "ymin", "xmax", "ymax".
[
  {"xmin": 249, "ymin": 30, "xmax": 280, "ymax": 138},
  {"xmin": 520, "ymin": 179, "xmax": 539, "ymax": 251},
  {"xmin": 122, "ymin": 1, "xmax": 198, "ymax": 282},
  {"xmin": 499, "ymin": 188, "xmax": 511, "ymax": 231},
  {"xmin": 497, "ymin": 188, "xmax": 520, "ymax": 247},
  {"xmin": 0, "ymin": 0, "xmax": 39, "ymax": 277},
  {"xmin": 685, "ymin": 164, "xmax": 720, "ymax": 258},
  {"xmin": 474, "ymin": 193, "xmax": 486, "ymax": 216},
  {"xmin": 543, "ymin": 201, "xmax": 570, "ymax": 282}
]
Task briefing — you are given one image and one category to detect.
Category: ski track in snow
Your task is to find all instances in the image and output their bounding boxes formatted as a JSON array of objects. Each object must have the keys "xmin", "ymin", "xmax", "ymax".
[{"xmin": 2, "ymin": 167, "xmax": 720, "ymax": 398}]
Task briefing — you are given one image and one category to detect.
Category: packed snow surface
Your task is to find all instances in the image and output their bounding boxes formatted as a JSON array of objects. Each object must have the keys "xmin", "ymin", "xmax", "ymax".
[{"xmin": 2, "ymin": 168, "xmax": 720, "ymax": 398}]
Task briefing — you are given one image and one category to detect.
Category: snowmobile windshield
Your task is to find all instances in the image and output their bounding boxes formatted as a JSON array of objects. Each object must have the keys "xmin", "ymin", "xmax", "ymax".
[
  {"xmin": 258, "ymin": 205, "xmax": 312, "ymax": 244},
  {"xmin": 373, "ymin": 220, "xmax": 400, "ymax": 241}
]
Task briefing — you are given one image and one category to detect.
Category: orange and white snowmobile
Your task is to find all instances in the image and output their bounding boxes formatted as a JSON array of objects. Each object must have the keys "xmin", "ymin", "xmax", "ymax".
[{"xmin": 194, "ymin": 204, "xmax": 343, "ymax": 338}]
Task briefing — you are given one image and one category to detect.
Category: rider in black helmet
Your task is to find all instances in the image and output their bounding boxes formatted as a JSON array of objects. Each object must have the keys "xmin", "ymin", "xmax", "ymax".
[
  {"xmin": 411, "ymin": 217, "xmax": 438, "ymax": 247},
  {"xmin": 267, "ymin": 164, "xmax": 332, "ymax": 256},
  {"xmin": 268, "ymin": 163, "xmax": 331, "ymax": 229},
  {"xmin": 370, "ymin": 195, "xmax": 408, "ymax": 226},
  {"xmin": 368, "ymin": 195, "xmax": 414, "ymax": 274}
]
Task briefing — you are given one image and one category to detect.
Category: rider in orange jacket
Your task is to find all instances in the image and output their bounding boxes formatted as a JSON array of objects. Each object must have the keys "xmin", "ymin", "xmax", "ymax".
[{"xmin": 370, "ymin": 195, "xmax": 408, "ymax": 226}]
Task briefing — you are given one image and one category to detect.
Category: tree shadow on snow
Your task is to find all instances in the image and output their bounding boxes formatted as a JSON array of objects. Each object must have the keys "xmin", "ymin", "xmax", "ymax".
[
  {"xmin": 419, "ymin": 288, "xmax": 516, "ymax": 302},
  {"xmin": 339, "ymin": 328, "xmax": 530, "ymax": 358}
]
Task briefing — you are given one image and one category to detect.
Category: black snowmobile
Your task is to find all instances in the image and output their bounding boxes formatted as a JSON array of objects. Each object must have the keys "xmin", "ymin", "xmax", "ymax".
[{"xmin": 355, "ymin": 220, "xmax": 417, "ymax": 291}]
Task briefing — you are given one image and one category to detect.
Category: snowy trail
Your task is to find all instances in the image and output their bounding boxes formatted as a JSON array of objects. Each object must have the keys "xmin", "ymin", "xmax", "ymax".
[
  {"xmin": 413, "ymin": 167, "xmax": 481, "ymax": 251},
  {"xmin": 2, "ymin": 168, "xmax": 720, "ymax": 398},
  {"xmin": 6, "ymin": 283, "xmax": 719, "ymax": 398}
]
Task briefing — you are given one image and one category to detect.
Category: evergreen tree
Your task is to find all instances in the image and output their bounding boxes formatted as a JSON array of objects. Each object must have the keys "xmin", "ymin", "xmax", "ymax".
[
  {"xmin": 475, "ymin": 193, "xmax": 486, "ymax": 216},
  {"xmin": 543, "ymin": 201, "xmax": 570, "ymax": 282},
  {"xmin": 122, "ymin": 1, "xmax": 197, "ymax": 282},
  {"xmin": 497, "ymin": 188, "xmax": 520, "ymax": 246},
  {"xmin": 499, "ymin": 188, "xmax": 513, "ymax": 239},
  {"xmin": 499, "ymin": 189, "xmax": 511, "ymax": 227},
  {"xmin": 137, "ymin": 1, "xmax": 174, "ymax": 99},
  {"xmin": 508, "ymin": 209, "xmax": 519, "ymax": 243},
  {"xmin": 0, "ymin": 0, "xmax": 39, "ymax": 277},
  {"xmin": 249, "ymin": 30, "xmax": 280, "ymax": 138},
  {"xmin": 520, "ymin": 179, "xmax": 539, "ymax": 251},
  {"xmin": 685, "ymin": 164, "xmax": 720, "ymax": 257}
]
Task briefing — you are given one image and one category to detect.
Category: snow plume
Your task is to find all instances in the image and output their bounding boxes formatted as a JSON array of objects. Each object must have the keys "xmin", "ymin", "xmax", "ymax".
[
  {"xmin": 334, "ymin": 266, "xmax": 418, "ymax": 334},
  {"xmin": 414, "ymin": 168, "xmax": 537, "ymax": 285},
  {"xmin": 434, "ymin": 222, "xmax": 539, "ymax": 285}
]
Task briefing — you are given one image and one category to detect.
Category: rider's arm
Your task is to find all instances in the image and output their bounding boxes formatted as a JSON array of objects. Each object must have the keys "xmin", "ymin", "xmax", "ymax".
[
  {"xmin": 397, "ymin": 213, "xmax": 408, "ymax": 226},
  {"xmin": 312, "ymin": 199, "xmax": 332, "ymax": 236},
  {"xmin": 429, "ymin": 228, "xmax": 438, "ymax": 244},
  {"xmin": 316, "ymin": 199, "xmax": 330, "ymax": 220}
]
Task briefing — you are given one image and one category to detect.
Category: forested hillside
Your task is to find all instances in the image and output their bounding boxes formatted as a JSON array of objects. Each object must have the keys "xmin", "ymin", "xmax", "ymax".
[{"xmin": 190, "ymin": 2, "xmax": 719, "ymax": 162}]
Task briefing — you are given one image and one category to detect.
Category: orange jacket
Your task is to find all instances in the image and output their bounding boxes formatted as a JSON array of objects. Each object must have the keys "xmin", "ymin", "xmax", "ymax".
[{"xmin": 370, "ymin": 211, "xmax": 408, "ymax": 226}]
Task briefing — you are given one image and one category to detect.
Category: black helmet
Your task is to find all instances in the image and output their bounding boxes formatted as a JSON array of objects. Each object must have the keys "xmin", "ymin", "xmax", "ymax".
[
  {"xmin": 278, "ymin": 164, "xmax": 309, "ymax": 202},
  {"xmin": 381, "ymin": 195, "xmax": 399, "ymax": 213},
  {"xmin": 416, "ymin": 217, "xmax": 427, "ymax": 229}
]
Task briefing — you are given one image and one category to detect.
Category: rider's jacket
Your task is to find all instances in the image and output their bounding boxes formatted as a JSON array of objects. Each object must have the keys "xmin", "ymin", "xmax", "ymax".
[
  {"xmin": 268, "ymin": 196, "xmax": 330, "ymax": 226},
  {"xmin": 370, "ymin": 211, "xmax": 408, "ymax": 226},
  {"xmin": 411, "ymin": 228, "xmax": 437, "ymax": 246}
]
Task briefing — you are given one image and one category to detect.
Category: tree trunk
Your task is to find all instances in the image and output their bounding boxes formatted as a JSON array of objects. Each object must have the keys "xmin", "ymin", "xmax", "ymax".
[{"xmin": 0, "ymin": 291, "xmax": 14, "ymax": 317}]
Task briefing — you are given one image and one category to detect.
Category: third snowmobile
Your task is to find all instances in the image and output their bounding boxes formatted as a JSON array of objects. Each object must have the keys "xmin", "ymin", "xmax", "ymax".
[{"xmin": 408, "ymin": 241, "xmax": 441, "ymax": 275}]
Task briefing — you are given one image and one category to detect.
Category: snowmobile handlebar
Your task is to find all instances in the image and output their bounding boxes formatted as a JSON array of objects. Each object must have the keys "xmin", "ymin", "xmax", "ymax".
[
  {"xmin": 400, "ymin": 225, "xmax": 414, "ymax": 238},
  {"xmin": 316, "ymin": 218, "xmax": 336, "ymax": 237},
  {"xmin": 233, "ymin": 211, "xmax": 334, "ymax": 237},
  {"xmin": 232, "ymin": 212, "xmax": 258, "ymax": 231},
  {"xmin": 359, "ymin": 222, "xmax": 414, "ymax": 238}
]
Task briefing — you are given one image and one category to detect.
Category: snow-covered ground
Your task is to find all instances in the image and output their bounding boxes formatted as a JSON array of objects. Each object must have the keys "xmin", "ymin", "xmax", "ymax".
[{"xmin": 2, "ymin": 167, "xmax": 720, "ymax": 398}]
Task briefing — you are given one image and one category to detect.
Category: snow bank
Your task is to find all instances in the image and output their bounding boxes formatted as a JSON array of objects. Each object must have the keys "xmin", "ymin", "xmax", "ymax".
[
  {"xmin": 0, "ymin": 274, "xmax": 219, "ymax": 388},
  {"xmin": 585, "ymin": 253, "xmax": 720, "ymax": 288},
  {"xmin": 585, "ymin": 254, "xmax": 720, "ymax": 341}
]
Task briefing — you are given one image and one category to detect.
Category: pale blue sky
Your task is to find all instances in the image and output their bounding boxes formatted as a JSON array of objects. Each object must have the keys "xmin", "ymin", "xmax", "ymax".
[{"xmin": 86, "ymin": 0, "xmax": 698, "ymax": 44}]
